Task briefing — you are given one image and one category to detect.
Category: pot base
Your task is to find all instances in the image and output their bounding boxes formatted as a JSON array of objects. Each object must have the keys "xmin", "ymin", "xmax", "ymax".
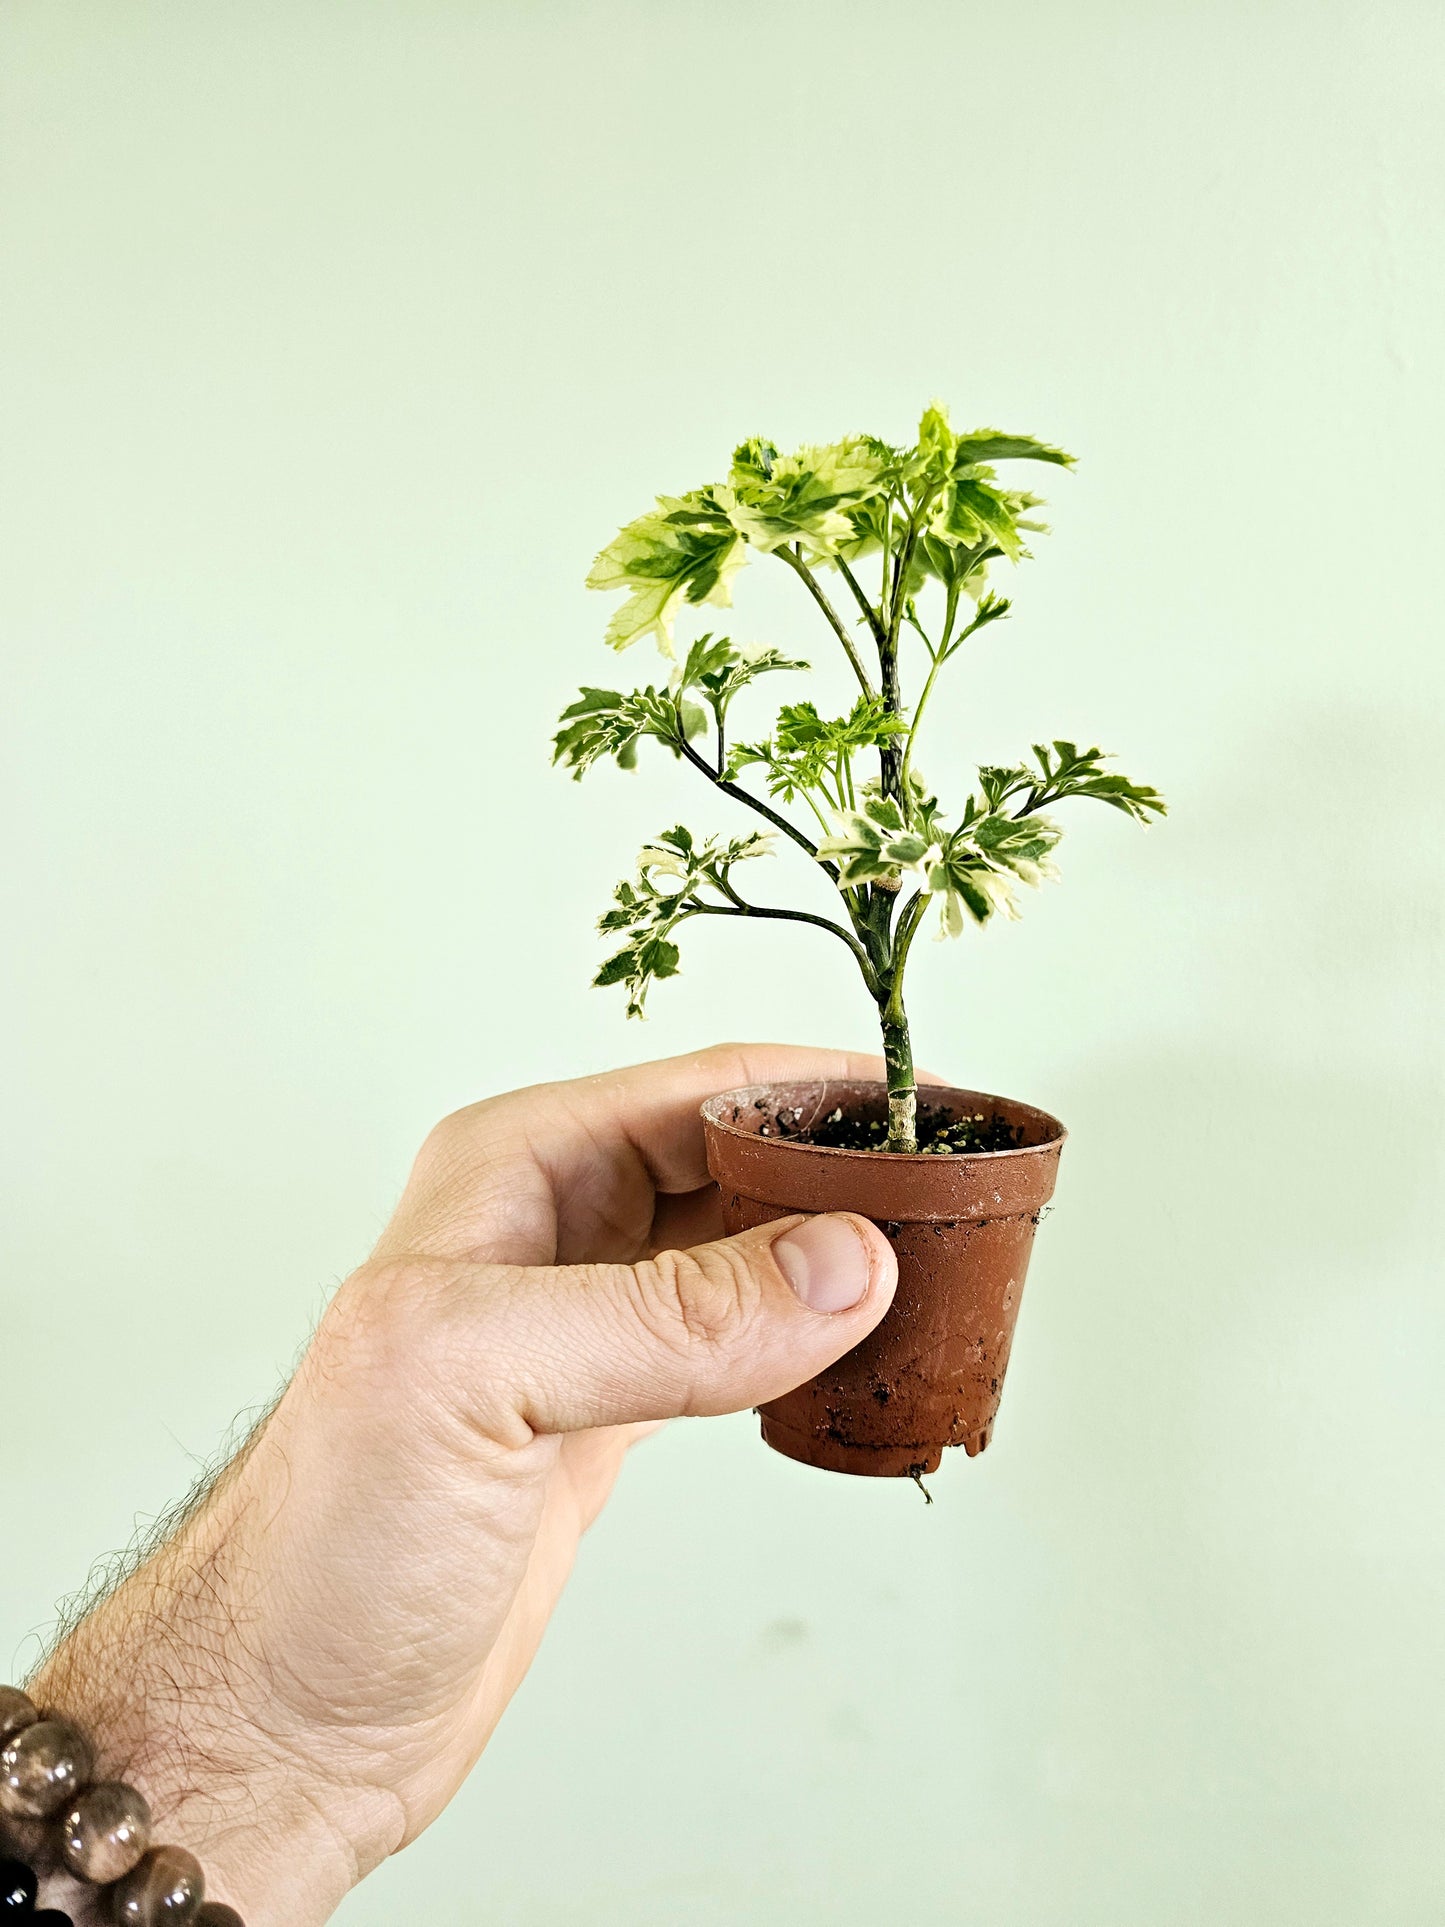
[
  {"xmin": 758, "ymin": 1411, "xmax": 995, "ymax": 1477},
  {"xmin": 758, "ymin": 1416, "xmax": 942, "ymax": 1478}
]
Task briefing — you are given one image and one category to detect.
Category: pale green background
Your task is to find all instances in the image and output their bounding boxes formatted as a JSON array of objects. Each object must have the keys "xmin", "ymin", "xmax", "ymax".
[{"xmin": 2, "ymin": 3, "xmax": 1442, "ymax": 1922}]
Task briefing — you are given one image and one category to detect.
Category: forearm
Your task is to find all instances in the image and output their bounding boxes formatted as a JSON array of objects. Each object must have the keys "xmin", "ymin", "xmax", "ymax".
[{"xmin": 22, "ymin": 1414, "xmax": 365, "ymax": 1926}]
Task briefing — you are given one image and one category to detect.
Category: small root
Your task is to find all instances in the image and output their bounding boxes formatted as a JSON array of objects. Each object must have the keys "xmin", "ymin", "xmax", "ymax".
[{"xmin": 908, "ymin": 1467, "xmax": 934, "ymax": 1504}]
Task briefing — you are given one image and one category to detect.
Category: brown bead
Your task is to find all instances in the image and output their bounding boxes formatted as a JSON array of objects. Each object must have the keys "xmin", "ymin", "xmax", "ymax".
[
  {"xmin": 0, "ymin": 1693, "xmax": 36, "ymax": 1750},
  {"xmin": 60, "ymin": 1780, "xmax": 152, "ymax": 1884},
  {"xmin": 110, "ymin": 1845, "xmax": 204, "ymax": 1924},
  {"xmin": 0, "ymin": 1720, "xmax": 93, "ymax": 1820},
  {"xmin": 193, "ymin": 1908, "xmax": 245, "ymax": 1927}
]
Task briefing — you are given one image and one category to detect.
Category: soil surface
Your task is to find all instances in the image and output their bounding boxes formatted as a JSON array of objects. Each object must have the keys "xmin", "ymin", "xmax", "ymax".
[{"xmin": 764, "ymin": 1103, "xmax": 1024, "ymax": 1156}]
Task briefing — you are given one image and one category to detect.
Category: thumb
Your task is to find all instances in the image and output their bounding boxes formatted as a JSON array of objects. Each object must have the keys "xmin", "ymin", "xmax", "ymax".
[{"xmin": 397, "ymin": 1214, "xmax": 898, "ymax": 1441}]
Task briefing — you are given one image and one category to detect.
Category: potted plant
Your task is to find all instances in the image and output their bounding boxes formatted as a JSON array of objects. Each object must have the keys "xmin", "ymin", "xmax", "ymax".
[{"xmin": 555, "ymin": 404, "xmax": 1164, "ymax": 1480}]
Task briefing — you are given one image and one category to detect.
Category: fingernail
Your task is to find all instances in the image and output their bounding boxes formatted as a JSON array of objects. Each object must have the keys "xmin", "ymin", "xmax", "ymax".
[{"xmin": 772, "ymin": 1215, "xmax": 873, "ymax": 1313}]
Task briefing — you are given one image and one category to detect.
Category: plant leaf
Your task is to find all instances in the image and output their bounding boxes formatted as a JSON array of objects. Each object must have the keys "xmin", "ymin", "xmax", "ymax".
[
  {"xmin": 587, "ymin": 493, "xmax": 746, "ymax": 655},
  {"xmin": 593, "ymin": 826, "xmax": 775, "ymax": 1016},
  {"xmin": 1027, "ymin": 741, "xmax": 1167, "ymax": 821},
  {"xmin": 675, "ymin": 633, "xmax": 809, "ymax": 722},
  {"xmin": 720, "ymin": 435, "xmax": 890, "ymax": 557},
  {"xmin": 951, "ymin": 430, "xmax": 1076, "ymax": 470},
  {"xmin": 552, "ymin": 685, "xmax": 704, "ymax": 777},
  {"xmin": 732, "ymin": 695, "xmax": 907, "ymax": 808}
]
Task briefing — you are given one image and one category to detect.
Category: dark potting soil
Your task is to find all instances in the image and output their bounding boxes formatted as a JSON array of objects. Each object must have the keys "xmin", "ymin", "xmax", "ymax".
[{"xmin": 765, "ymin": 1104, "xmax": 1025, "ymax": 1156}]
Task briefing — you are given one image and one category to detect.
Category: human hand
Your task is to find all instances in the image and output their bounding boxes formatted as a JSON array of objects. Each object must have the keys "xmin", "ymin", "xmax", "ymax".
[{"xmin": 28, "ymin": 1045, "xmax": 898, "ymax": 1924}]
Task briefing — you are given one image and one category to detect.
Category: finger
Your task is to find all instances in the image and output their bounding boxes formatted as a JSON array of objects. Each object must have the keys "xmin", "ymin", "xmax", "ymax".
[
  {"xmin": 384, "ymin": 1042, "xmax": 897, "ymax": 1267},
  {"xmin": 528, "ymin": 1043, "xmax": 894, "ymax": 1195},
  {"xmin": 391, "ymin": 1212, "xmax": 898, "ymax": 1439}
]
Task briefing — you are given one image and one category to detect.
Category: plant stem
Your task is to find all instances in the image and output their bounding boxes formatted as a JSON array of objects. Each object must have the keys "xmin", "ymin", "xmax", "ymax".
[
  {"xmin": 878, "ymin": 490, "xmax": 896, "ymax": 613},
  {"xmin": 877, "ymin": 890, "xmax": 931, "ymax": 1151},
  {"xmin": 776, "ymin": 546, "xmax": 876, "ymax": 697},
  {"xmin": 875, "ymin": 569, "xmax": 905, "ymax": 801},
  {"xmin": 877, "ymin": 496, "xmax": 935, "ymax": 806},
  {"xmin": 879, "ymin": 1009, "xmax": 917, "ymax": 1152},
  {"xmin": 878, "ymin": 639, "xmax": 904, "ymax": 801}
]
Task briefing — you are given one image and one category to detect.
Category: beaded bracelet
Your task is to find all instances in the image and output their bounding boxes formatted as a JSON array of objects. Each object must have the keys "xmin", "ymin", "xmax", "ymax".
[{"xmin": 0, "ymin": 1687, "xmax": 241, "ymax": 1927}]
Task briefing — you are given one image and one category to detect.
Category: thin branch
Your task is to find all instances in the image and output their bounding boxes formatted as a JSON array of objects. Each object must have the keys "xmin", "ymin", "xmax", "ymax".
[
  {"xmin": 675, "ymin": 736, "xmax": 833, "ymax": 873},
  {"xmin": 682, "ymin": 898, "xmax": 883, "ymax": 997},
  {"xmin": 835, "ymin": 555, "xmax": 886, "ymax": 646},
  {"xmin": 884, "ymin": 512, "xmax": 926, "ymax": 655},
  {"xmin": 674, "ymin": 701, "xmax": 882, "ymax": 964},
  {"xmin": 898, "ymin": 580, "xmax": 960, "ymax": 798},
  {"xmin": 937, "ymin": 580, "xmax": 963, "ymax": 660},
  {"xmin": 878, "ymin": 489, "xmax": 897, "ymax": 613},
  {"xmin": 708, "ymin": 867, "xmax": 749, "ymax": 911},
  {"xmin": 883, "ymin": 889, "xmax": 931, "ymax": 1022},
  {"xmin": 775, "ymin": 545, "xmax": 876, "ymax": 696}
]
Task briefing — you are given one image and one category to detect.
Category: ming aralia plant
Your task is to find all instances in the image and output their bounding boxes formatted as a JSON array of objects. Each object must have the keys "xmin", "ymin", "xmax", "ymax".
[{"xmin": 554, "ymin": 404, "xmax": 1164, "ymax": 1153}]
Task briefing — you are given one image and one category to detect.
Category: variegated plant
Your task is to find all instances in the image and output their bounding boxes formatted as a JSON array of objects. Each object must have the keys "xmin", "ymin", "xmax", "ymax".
[{"xmin": 555, "ymin": 404, "xmax": 1164, "ymax": 1152}]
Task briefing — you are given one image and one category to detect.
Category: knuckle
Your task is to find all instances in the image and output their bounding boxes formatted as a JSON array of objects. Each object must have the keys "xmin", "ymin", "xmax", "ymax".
[
  {"xmin": 416, "ymin": 1099, "xmax": 493, "ymax": 1174},
  {"xmin": 697, "ymin": 1041, "xmax": 749, "ymax": 1080},
  {"xmin": 633, "ymin": 1243, "xmax": 759, "ymax": 1353},
  {"xmin": 314, "ymin": 1255, "xmax": 464, "ymax": 1391}
]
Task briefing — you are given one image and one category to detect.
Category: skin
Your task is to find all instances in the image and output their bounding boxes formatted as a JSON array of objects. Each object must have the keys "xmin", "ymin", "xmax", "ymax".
[{"xmin": 25, "ymin": 1044, "xmax": 901, "ymax": 1923}]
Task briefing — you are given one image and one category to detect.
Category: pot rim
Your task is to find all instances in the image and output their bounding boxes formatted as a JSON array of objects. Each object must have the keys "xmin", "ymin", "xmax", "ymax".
[{"xmin": 700, "ymin": 1078, "xmax": 1067, "ymax": 1164}]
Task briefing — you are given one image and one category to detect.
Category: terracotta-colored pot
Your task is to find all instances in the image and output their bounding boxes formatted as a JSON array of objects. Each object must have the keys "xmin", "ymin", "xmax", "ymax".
[{"xmin": 701, "ymin": 1080, "xmax": 1065, "ymax": 1478}]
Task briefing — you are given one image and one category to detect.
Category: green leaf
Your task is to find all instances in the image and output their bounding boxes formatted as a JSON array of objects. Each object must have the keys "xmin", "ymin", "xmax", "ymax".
[
  {"xmin": 835, "ymin": 489, "xmax": 895, "ymax": 565},
  {"xmin": 814, "ymin": 809, "xmax": 905, "ymax": 886},
  {"xmin": 720, "ymin": 435, "xmax": 890, "ymax": 557},
  {"xmin": 860, "ymin": 790, "xmax": 908, "ymax": 834},
  {"xmin": 936, "ymin": 478, "xmax": 1034, "ymax": 562},
  {"xmin": 951, "ymin": 431, "xmax": 1075, "ymax": 470},
  {"xmin": 552, "ymin": 684, "xmax": 703, "ymax": 778},
  {"xmin": 675, "ymin": 632, "xmax": 739, "ymax": 689},
  {"xmin": 1027, "ymin": 741, "xmax": 1167, "ymax": 821},
  {"xmin": 914, "ymin": 401, "xmax": 958, "ymax": 482},
  {"xmin": 587, "ymin": 493, "xmax": 747, "ymax": 655},
  {"xmin": 818, "ymin": 792, "xmax": 1064, "ymax": 937},
  {"xmin": 735, "ymin": 696, "xmax": 908, "ymax": 810},
  {"xmin": 594, "ymin": 948, "xmax": 639, "ymax": 988},
  {"xmin": 637, "ymin": 936, "xmax": 681, "ymax": 981},
  {"xmin": 911, "ymin": 530, "xmax": 998, "ymax": 599},
  {"xmin": 937, "ymin": 865, "xmax": 1002, "ymax": 935},
  {"xmin": 593, "ymin": 826, "xmax": 776, "ymax": 1015},
  {"xmin": 925, "ymin": 834, "xmax": 1036, "ymax": 935},
  {"xmin": 815, "ymin": 789, "xmax": 925, "ymax": 885},
  {"xmin": 778, "ymin": 695, "xmax": 907, "ymax": 755},
  {"xmin": 977, "ymin": 762, "xmax": 1032, "ymax": 810},
  {"xmin": 972, "ymin": 810, "xmax": 1062, "ymax": 886},
  {"xmin": 675, "ymin": 633, "xmax": 809, "ymax": 722}
]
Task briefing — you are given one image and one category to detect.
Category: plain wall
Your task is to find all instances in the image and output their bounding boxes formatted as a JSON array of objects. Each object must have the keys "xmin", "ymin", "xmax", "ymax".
[{"xmin": 2, "ymin": 4, "xmax": 1442, "ymax": 1922}]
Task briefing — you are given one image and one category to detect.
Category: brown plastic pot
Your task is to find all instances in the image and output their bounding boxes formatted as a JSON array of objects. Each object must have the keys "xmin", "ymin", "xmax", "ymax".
[{"xmin": 701, "ymin": 1080, "xmax": 1065, "ymax": 1478}]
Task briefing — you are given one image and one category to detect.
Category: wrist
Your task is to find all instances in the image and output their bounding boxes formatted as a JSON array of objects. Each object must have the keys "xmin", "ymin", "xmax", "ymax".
[
  {"xmin": 22, "ymin": 1436, "xmax": 374, "ymax": 1927},
  {"xmin": 25, "ymin": 1649, "xmax": 356, "ymax": 1927}
]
